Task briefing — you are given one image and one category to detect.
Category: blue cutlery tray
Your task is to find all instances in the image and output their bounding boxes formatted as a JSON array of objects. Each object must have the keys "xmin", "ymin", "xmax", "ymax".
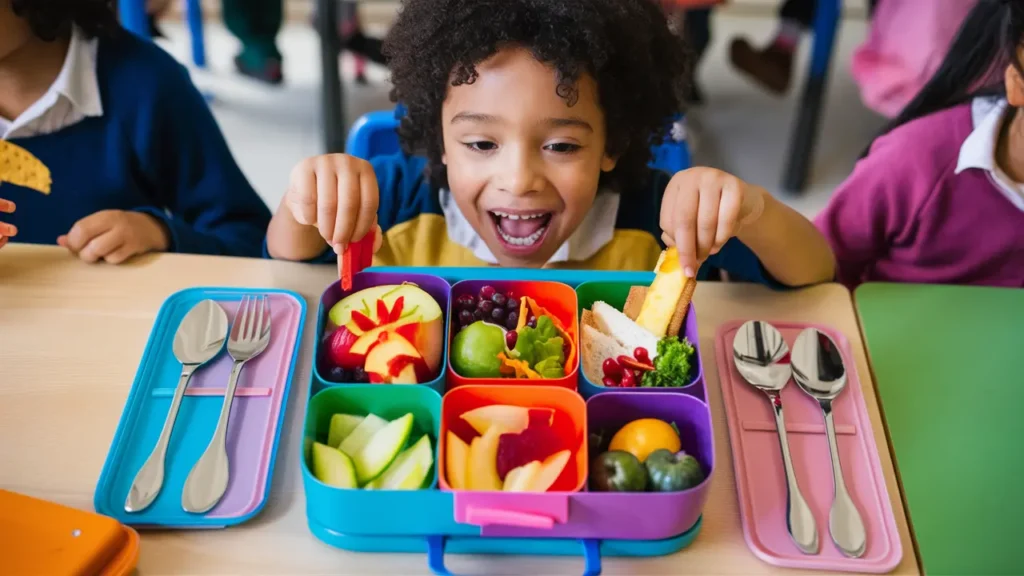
[{"xmin": 95, "ymin": 287, "xmax": 306, "ymax": 528}]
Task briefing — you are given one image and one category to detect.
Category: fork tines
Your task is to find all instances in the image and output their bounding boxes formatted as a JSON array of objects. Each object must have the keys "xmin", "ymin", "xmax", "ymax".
[{"xmin": 233, "ymin": 294, "xmax": 271, "ymax": 343}]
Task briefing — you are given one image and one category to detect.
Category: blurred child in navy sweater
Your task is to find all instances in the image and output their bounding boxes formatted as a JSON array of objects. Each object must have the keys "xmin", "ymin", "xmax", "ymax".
[{"xmin": 0, "ymin": 0, "xmax": 271, "ymax": 262}]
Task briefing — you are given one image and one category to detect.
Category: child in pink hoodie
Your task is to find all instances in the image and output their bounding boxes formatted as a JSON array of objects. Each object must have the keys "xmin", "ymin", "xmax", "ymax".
[{"xmin": 815, "ymin": 0, "xmax": 1024, "ymax": 289}]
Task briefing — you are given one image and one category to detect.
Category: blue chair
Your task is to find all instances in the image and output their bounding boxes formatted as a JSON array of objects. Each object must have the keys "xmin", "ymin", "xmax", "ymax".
[
  {"xmin": 120, "ymin": 0, "xmax": 207, "ymax": 69},
  {"xmin": 345, "ymin": 106, "xmax": 692, "ymax": 175}
]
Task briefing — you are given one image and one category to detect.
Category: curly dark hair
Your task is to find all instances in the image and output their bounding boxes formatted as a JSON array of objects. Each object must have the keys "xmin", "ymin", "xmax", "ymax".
[
  {"xmin": 11, "ymin": 0, "xmax": 118, "ymax": 41},
  {"xmin": 381, "ymin": 0, "xmax": 691, "ymax": 190}
]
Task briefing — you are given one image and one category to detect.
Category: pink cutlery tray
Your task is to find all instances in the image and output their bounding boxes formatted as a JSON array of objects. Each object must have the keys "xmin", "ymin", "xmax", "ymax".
[{"xmin": 714, "ymin": 321, "xmax": 902, "ymax": 572}]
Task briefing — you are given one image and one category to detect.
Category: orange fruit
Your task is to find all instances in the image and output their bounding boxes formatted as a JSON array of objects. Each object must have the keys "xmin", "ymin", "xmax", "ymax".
[{"xmin": 608, "ymin": 418, "xmax": 681, "ymax": 462}]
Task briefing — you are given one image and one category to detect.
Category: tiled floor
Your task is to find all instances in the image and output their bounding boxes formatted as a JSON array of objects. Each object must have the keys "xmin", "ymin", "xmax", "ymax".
[{"xmin": 155, "ymin": 7, "xmax": 886, "ymax": 218}]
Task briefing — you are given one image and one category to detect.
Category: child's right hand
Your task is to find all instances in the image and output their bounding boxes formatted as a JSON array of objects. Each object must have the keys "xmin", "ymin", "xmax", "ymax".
[
  {"xmin": 284, "ymin": 154, "xmax": 382, "ymax": 254},
  {"xmin": 0, "ymin": 198, "xmax": 15, "ymax": 250}
]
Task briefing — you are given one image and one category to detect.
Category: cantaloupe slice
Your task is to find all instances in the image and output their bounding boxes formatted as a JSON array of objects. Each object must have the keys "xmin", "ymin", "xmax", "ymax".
[{"xmin": 445, "ymin": 432, "xmax": 470, "ymax": 490}]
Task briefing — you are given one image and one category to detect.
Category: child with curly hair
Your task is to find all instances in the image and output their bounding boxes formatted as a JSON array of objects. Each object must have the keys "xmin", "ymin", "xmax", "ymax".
[
  {"xmin": 266, "ymin": 0, "xmax": 835, "ymax": 287},
  {"xmin": 0, "ymin": 0, "xmax": 271, "ymax": 262}
]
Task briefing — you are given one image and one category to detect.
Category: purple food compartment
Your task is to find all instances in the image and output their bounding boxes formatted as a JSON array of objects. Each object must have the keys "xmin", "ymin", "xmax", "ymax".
[
  {"xmin": 314, "ymin": 272, "xmax": 452, "ymax": 393},
  {"xmin": 466, "ymin": 390, "xmax": 714, "ymax": 541}
]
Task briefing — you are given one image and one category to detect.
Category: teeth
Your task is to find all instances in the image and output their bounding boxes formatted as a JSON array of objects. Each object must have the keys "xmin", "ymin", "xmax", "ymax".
[
  {"xmin": 492, "ymin": 211, "xmax": 545, "ymax": 220},
  {"xmin": 497, "ymin": 225, "xmax": 546, "ymax": 247}
]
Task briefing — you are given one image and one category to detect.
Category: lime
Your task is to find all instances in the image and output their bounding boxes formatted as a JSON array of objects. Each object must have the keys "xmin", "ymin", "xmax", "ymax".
[{"xmin": 451, "ymin": 321, "xmax": 505, "ymax": 378}]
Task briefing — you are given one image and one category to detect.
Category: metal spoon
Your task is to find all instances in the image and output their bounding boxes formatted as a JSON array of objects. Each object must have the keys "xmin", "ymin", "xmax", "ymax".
[
  {"xmin": 125, "ymin": 299, "xmax": 229, "ymax": 513},
  {"xmin": 791, "ymin": 328, "xmax": 867, "ymax": 558},
  {"xmin": 733, "ymin": 320, "xmax": 819, "ymax": 555}
]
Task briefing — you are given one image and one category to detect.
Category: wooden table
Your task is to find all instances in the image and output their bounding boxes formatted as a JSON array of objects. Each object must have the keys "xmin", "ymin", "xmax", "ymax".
[{"xmin": 0, "ymin": 244, "xmax": 918, "ymax": 574}]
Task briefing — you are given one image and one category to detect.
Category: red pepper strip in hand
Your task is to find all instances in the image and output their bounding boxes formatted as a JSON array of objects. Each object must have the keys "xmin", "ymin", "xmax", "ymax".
[{"xmin": 340, "ymin": 232, "xmax": 375, "ymax": 291}]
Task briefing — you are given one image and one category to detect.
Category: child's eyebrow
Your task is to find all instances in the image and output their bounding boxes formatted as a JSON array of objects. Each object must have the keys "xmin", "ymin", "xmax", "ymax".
[
  {"xmin": 545, "ymin": 117, "xmax": 593, "ymax": 132},
  {"xmin": 450, "ymin": 112, "xmax": 593, "ymax": 132},
  {"xmin": 451, "ymin": 112, "xmax": 500, "ymax": 125}
]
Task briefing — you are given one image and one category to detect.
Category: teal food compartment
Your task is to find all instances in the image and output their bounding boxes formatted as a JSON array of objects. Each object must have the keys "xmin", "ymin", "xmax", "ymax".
[{"xmin": 302, "ymin": 267, "xmax": 713, "ymax": 574}]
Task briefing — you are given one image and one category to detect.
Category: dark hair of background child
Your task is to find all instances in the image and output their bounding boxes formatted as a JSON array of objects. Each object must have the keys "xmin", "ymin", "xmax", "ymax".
[
  {"xmin": 381, "ymin": 0, "xmax": 693, "ymax": 191},
  {"xmin": 11, "ymin": 0, "xmax": 118, "ymax": 41},
  {"xmin": 870, "ymin": 0, "xmax": 1023, "ymax": 151}
]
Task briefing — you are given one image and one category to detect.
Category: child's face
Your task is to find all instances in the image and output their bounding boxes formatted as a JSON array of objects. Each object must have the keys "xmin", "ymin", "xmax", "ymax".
[{"xmin": 441, "ymin": 47, "xmax": 617, "ymax": 268}]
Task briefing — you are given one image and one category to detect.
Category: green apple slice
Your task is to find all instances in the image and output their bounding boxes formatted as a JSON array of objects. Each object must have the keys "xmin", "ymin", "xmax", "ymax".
[
  {"xmin": 353, "ymin": 413, "xmax": 414, "ymax": 483},
  {"xmin": 367, "ymin": 434, "xmax": 434, "ymax": 490},
  {"xmin": 327, "ymin": 413, "xmax": 365, "ymax": 448},
  {"xmin": 338, "ymin": 413, "xmax": 387, "ymax": 457},
  {"xmin": 310, "ymin": 442, "xmax": 357, "ymax": 488}
]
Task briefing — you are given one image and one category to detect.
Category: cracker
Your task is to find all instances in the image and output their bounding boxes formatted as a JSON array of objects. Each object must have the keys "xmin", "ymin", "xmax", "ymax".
[
  {"xmin": 623, "ymin": 286, "xmax": 648, "ymax": 321},
  {"xmin": 666, "ymin": 278, "xmax": 696, "ymax": 337},
  {"xmin": 0, "ymin": 141, "xmax": 51, "ymax": 194}
]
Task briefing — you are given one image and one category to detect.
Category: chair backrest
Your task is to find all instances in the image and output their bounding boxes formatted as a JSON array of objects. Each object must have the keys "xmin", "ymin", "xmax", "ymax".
[{"xmin": 345, "ymin": 107, "xmax": 690, "ymax": 175}]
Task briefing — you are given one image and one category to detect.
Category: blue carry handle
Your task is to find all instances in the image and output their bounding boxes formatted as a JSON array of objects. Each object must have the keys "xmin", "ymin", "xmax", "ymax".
[{"xmin": 427, "ymin": 535, "xmax": 602, "ymax": 576}]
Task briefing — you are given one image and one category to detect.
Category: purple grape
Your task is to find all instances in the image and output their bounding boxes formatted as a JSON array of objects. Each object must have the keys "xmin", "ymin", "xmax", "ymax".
[
  {"xmin": 506, "ymin": 311, "xmax": 519, "ymax": 329},
  {"xmin": 479, "ymin": 300, "xmax": 495, "ymax": 314},
  {"xmin": 527, "ymin": 315, "xmax": 537, "ymax": 328},
  {"xmin": 480, "ymin": 285, "xmax": 497, "ymax": 300},
  {"xmin": 352, "ymin": 366, "xmax": 368, "ymax": 383},
  {"xmin": 492, "ymin": 292, "xmax": 507, "ymax": 307},
  {"xmin": 327, "ymin": 366, "xmax": 349, "ymax": 383},
  {"xmin": 491, "ymin": 308, "xmax": 506, "ymax": 323},
  {"xmin": 459, "ymin": 309, "xmax": 474, "ymax": 326},
  {"xmin": 506, "ymin": 297, "xmax": 520, "ymax": 311},
  {"xmin": 456, "ymin": 295, "xmax": 475, "ymax": 311},
  {"xmin": 473, "ymin": 308, "xmax": 485, "ymax": 321}
]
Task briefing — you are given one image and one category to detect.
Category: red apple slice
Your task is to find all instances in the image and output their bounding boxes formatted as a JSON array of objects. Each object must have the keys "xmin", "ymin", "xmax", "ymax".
[
  {"xmin": 467, "ymin": 426, "xmax": 502, "ymax": 491},
  {"xmin": 460, "ymin": 405, "xmax": 555, "ymax": 436},
  {"xmin": 502, "ymin": 460, "xmax": 542, "ymax": 492},
  {"xmin": 529, "ymin": 449, "xmax": 571, "ymax": 492},
  {"xmin": 365, "ymin": 333, "xmax": 424, "ymax": 384},
  {"xmin": 446, "ymin": 432, "xmax": 469, "ymax": 490}
]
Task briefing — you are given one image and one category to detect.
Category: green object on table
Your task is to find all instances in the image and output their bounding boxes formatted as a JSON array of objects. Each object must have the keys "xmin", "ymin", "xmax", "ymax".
[{"xmin": 855, "ymin": 283, "xmax": 1024, "ymax": 575}]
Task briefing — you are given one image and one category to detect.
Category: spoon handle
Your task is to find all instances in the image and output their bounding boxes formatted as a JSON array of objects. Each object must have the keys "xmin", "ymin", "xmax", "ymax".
[
  {"xmin": 767, "ymin": 390, "xmax": 819, "ymax": 554},
  {"xmin": 125, "ymin": 364, "xmax": 196, "ymax": 512},
  {"xmin": 823, "ymin": 402, "xmax": 867, "ymax": 557},
  {"xmin": 181, "ymin": 359, "xmax": 245, "ymax": 513}
]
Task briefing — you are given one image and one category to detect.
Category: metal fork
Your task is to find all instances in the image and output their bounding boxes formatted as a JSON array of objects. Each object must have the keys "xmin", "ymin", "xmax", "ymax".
[{"xmin": 181, "ymin": 295, "xmax": 272, "ymax": 513}]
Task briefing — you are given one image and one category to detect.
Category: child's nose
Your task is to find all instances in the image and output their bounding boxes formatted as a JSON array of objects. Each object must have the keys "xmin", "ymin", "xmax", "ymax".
[{"xmin": 497, "ymin": 147, "xmax": 544, "ymax": 195}]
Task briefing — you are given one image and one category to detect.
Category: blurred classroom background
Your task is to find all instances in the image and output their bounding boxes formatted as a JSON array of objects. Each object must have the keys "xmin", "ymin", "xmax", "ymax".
[{"xmin": 152, "ymin": 0, "xmax": 887, "ymax": 218}]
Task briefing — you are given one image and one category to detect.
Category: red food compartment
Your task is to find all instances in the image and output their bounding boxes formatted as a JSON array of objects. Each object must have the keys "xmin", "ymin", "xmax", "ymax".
[
  {"xmin": 438, "ymin": 385, "xmax": 587, "ymax": 493},
  {"xmin": 446, "ymin": 280, "xmax": 579, "ymax": 390}
]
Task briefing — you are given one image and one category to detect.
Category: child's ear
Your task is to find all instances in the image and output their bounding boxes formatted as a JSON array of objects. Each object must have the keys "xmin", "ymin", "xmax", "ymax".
[{"xmin": 600, "ymin": 154, "xmax": 617, "ymax": 173}]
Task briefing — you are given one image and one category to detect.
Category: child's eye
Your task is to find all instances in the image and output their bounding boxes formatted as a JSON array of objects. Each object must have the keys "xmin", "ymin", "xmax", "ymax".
[
  {"xmin": 464, "ymin": 141, "xmax": 498, "ymax": 152},
  {"xmin": 545, "ymin": 142, "xmax": 581, "ymax": 154}
]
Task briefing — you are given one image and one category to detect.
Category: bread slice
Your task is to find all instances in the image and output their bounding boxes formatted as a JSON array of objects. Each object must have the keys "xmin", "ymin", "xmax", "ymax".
[
  {"xmin": 592, "ymin": 301, "xmax": 660, "ymax": 359},
  {"xmin": 580, "ymin": 324, "xmax": 629, "ymax": 384}
]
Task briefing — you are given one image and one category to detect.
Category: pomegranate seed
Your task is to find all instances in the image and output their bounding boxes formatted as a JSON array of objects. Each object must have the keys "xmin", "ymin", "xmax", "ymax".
[
  {"xmin": 621, "ymin": 370, "xmax": 637, "ymax": 388},
  {"xmin": 479, "ymin": 285, "xmax": 496, "ymax": 300},
  {"xmin": 505, "ymin": 331, "xmax": 518, "ymax": 349},
  {"xmin": 602, "ymin": 376, "xmax": 619, "ymax": 388},
  {"xmin": 634, "ymin": 347, "xmax": 650, "ymax": 364},
  {"xmin": 602, "ymin": 358, "xmax": 622, "ymax": 378}
]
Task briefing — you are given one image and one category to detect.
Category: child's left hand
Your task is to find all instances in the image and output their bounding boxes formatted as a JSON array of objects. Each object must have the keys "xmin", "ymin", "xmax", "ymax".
[
  {"xmin": 660, "ymin": 167, "xmax": 766, "ymax": 277},
  {"xmin": 57, "ymin": 210, "xmax": 170, "ymax": 264}
]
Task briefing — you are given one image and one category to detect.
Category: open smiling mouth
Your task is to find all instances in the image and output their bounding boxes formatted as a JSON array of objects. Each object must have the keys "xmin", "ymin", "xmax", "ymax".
[{"xmin": 488, "ymin": 210, "xmax": 553, "ymax": 251}]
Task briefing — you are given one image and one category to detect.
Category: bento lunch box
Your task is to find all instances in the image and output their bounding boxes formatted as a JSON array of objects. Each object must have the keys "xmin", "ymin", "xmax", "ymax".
[{"xmin": 300, "ymin": 267, "xmax": 714, "ymax": 575}]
